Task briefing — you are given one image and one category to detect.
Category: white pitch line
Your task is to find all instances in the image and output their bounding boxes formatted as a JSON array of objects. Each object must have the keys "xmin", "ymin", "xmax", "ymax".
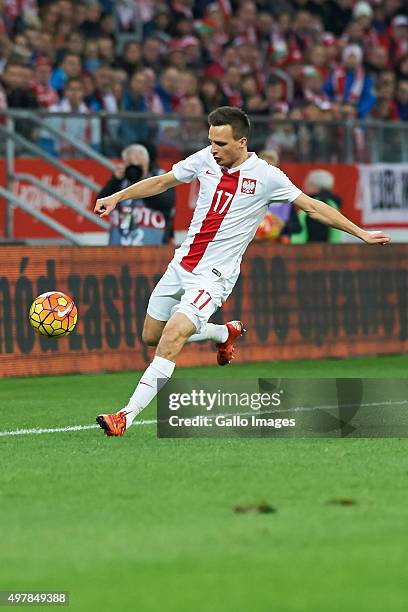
[
  {"xmin": 0, "ymin": 399, "xmax": 407, "ymax": 438},
  {"xmin": 0, "ymin": 419, "xmax": 157, "ymax": 437},
  {"xmin": 278, "ymin": 399, "xmax": 408, "ymax": 413}
]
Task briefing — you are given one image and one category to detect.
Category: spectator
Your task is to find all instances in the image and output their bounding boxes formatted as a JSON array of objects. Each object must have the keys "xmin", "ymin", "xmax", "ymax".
[
  {"xmin": 199, "ymin": 76, "xmax": 228, "ymax": 113},
  {"xmin": 65, "ymin": 31, "xmax": 84, "ymax": 58},
  {"xmin": 396, "ymin": 54, "xmax": 408, "ymax": 81},
  {"xmin": 178, "ymin": 94, "xmax": 207, "ymax": 154},
  {"xmin": 181, "ymin": 35, "xmax": 202, "ymax": 70},
  {"xmin": 242, "ymin": 74, "xmax": 267, "ymax": 114},
  {"xmin": 387, "ymin": 15, "xmax": 408, "ymax": 63},
  {"xmin": 12, "ymin": 32, "xmax": 32, "ymax": 62},
  {"xmin": 156, "ymin": 66, "xmax": 180, "ymax": 111},
  {"xmin": 143, "ymin": 67, "xmax": 165, "ymax": 114},
  {"xmin": 234, "ymin": 1, "xmax": 258, "ymax": 45},
  {"xmin": 123, "ymin": 69, "xmax": 148, "ymax": 110},
  {"xmin": 321, "ymin": 32, "xmax": 340, "ymax": 68},
  {"xmin": 143, "ymin": 3, "xmax": 173, "ymax": 41},
  {"xmin": 39, "ymin": 1, "xmax": 59, "ymax": 36},
  {"xmin": 33, "ymin": 30, "xmax": 55, "ymax": 63},
  {"xmin": 24, "ymin": 24, "xmax": 43, "ymax": 58},
  {"xmin": 99, "ymin": 143, "xmax": 175, "ymax": 245},
  {"xmin": 265, "ymin": 76, "xmax": 286, "ymax": 109},
  {"xmin": 371, "ymin": 69, "xmax": 398, "ymax": 119},
  {"xmin": 371, "ymin": 0, "xmax": 387, "ymax": 36},
  {"xmin": 301, "ymin": 65, "xmax": 329, "ymax": 107},
  {"xmin": 4, "ymin": 0, "xmax": 40, "ymax": 33},
  {"xmin": 177, "ymin": 68, "xmax": 199, "ymax": 98},
  {"xmin": 221, "ymin": 46, "xmax": 240, "ymax": 71},
  {"xmin": 342, "ymin": 18, "xmax": 367, "ymax": 49},
  {"xmin": 366, "ymin": 45, "xmax": 389, "ymax": 81},
  {"xmin": 1, "ymin": 61, "xmax": 38, "ymax": 109},
  {"xmin": 97, "ymin": 36, "xmax": 115, "ymax": 66},
  {"xmin": 115, "ymin": 41, "xmax": 143, "ymax": 77},
  {"xmin": 82, "ymin": 71, "xmax": 99, "ymax": 110},
  {"xmin": 236, "ymin": 42, "xmax": 265, "ymax": 89},
  {"xmin": 51, "ymin": 51, "xmax": 82, "ymax": 95},
  {"xmin": 301, "ymin": 100, "xmax": 334, "ymax": 159},
  {"xmin": 79, "ymin": 0, "xmax": 103, "ymax": 39},
  {"xmin": 119, "ymin": 70, "xmax": 153, "ymax": 145},
  {"xmin": 324, "ymin": 44, "xmax": 375, "ymax": 117},
  {"xmin": 116, "ymin": 0, "xmax": 141, "ymax": 33},
  {"xmin": 377, "ymin": 69, "xmax": 397, "ymax": 91},
  {"xmin": 46, "ymin": 77, "xmax": 100, "ymax": 156},
  {"xmin": 307, "ymin": 44, "xmax": 329, "ymax": 80},
  {"xmin": 257, "ymin": 11, "xmax": 274, "ymax": 47},
  {"xmin": 201, "ymin": 2, "xmax": 228, "ymax": 40},
  {"xmin": 173, "ymin": 15, "xmax": 195, "ymax": 39},
  {"xmin": 284, "ymin": 50, "xmax": 307, "ymax": 98},
  {"xmin": 102, "ymin": 69, "xmax": 127, "ymax": 155},
  {"xmin": 58, "ymin": 0, "xmax": 74, "ymax": 22},
  {"xmin": 264, "ymin": 106, "xmax": 300, "ymax": 161},
  {"xmin": 0, "ymin": 0, "xmax": 405, "ymax": 163},
  {"xmin": 167, "ymin": 40, "xmax": 188, "ymax": 70},
  {"xmin": 221, "ymin": 65, "xmax": 243, "ymax": 107},
  {"xmin": 335, "ymin": 100, "xmax": 366, "ymax": 161},
  {"xmin": 291, "ymin": 169, "xmax": 342, "ymax": 243},
  {"xmin": 32, "ymin": 57, "xmax": 58, "ymax": 108},
  {"xmin": 83, "ymin": 39, "xmax": 100, "ymax": 73},
  {"xmin": 142, "ymin": 36, "xmax": 163, "ymax": 72},
  {"xmin": 100, "ymin": 11, "xmax": 115, "ymax": 38},
  {"xmin": 396, "ymin": 79, "xmax": 408, "ymax": 120},
  {"xmin": 352, "ymin": 1, "xmax": 374, "ymax": 32}
]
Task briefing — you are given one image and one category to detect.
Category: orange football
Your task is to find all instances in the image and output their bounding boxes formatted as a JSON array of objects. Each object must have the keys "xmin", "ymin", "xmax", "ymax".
[{"xmin": 29, "ymin": 291, "xmax": 78, "ymax": 338}]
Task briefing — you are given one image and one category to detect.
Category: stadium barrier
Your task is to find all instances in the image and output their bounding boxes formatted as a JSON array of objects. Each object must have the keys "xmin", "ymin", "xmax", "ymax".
[
  {"xmin": 2, "ymin": 159, "xmax": 408, "ymax": 244},
  {"xmin": 1, "ymin": 243, "xmax": 407, "ymax": 377},
  {"xmin": 2, "ymin": 110, "xmax": 407, "ymax": 164}
]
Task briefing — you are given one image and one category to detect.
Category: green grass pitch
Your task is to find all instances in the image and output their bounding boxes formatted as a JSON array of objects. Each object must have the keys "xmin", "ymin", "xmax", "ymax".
[{"xmin": 1, "ymin": 355, "xmax": 408, "ymax": 611}]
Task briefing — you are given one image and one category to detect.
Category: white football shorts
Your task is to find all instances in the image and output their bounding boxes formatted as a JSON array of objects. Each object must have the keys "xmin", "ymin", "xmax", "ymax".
[{"xmin": 147, "ymin": 259, "xmax": 237, "ymax": 333}]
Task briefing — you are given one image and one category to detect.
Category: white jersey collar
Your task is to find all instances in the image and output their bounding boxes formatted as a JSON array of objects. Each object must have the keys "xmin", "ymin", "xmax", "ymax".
[{"xmin": 223, "ymin": 152, "xmax": 258, "ymax": 174}]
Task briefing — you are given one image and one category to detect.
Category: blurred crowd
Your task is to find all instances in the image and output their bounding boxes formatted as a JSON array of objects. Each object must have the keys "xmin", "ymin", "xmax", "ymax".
[{"xmin": 0, "ymin": 0, "xmax": 407, "ymax": 158}]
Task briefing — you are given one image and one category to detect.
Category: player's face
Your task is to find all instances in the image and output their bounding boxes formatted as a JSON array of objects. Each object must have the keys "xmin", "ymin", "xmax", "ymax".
[{"xmin": 208, "ymin": 125, "xmax": 247, "ymax": 168}]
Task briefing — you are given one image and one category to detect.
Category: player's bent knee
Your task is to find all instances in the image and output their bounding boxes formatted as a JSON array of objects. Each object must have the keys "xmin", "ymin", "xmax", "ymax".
[
  {"xmin": 142, "ymin": 319, "xmax": 163, "ymax": 346},
  {"xmin": 142, "ymin": 329, "xmax": 159, "ymax": 346}
]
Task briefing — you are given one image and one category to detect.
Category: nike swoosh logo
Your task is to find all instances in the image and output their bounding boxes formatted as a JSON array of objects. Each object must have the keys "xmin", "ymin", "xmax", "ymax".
[
  {"xmin": 140, "ymin": 381, "xmax": 153, "ymax": 388},
  {"xmin": 57, "ymin": 304, "xmax": 73, "ymax": 317},
  {"xmin": 206, "ymin": 170, "xmax": 217, "ymax": 175}
]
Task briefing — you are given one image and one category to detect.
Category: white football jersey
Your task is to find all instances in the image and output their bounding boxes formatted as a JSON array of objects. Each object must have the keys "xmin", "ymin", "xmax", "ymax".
[{"xmin": 172, "ymin": 146, "xmax": 302, "ymax": 280}]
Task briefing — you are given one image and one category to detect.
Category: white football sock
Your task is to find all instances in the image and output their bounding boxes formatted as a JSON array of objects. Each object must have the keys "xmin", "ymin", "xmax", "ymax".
[
  {"xmin": 187, "ymin": 323, "xmax": 228, "ymax": 344},
  {"xmin": 122, "ymin": 355, "xmax": 175, "ymax": 426}
]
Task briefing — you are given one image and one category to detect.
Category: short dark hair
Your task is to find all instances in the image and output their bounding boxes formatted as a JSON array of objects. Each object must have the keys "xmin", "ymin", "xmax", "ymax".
[
  {"xmin": 65, "ymin": 77, "xmax": 84, "ymax": 89},
  {"xmin": 208, "ymin": 106, "xmax": 250, "ymax": 140}
]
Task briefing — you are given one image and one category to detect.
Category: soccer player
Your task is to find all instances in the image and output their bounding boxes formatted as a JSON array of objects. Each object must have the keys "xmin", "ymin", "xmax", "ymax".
[{"xmin": 94, "ymin": 106, "xmax": 390, "ymax": 437}]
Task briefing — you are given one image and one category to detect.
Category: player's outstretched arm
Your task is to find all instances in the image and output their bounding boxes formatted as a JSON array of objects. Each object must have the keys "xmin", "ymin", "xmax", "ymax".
[
  {"xmin": 94, "ymin": 171, "xmax": 181, "ymax": 218},
  {"xmin": 293, "ymin": 193, "xmax": 391, "ymax": 245}
]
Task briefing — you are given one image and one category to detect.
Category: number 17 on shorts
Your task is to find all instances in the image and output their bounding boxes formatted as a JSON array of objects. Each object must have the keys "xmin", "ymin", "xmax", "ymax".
[{"xmin": 191, "ymin": 290, "xmax": 213, "ymax": 311}]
